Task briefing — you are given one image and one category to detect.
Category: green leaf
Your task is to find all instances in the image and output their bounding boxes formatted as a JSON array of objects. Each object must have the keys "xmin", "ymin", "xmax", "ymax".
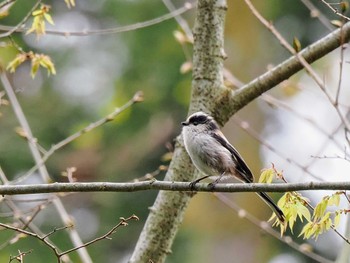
[
  {"xmin": 328, "ymin": 193, "xmax": 340, "ymax": 206},
  {"xmin": 277, "ymin": 193, "xmax": 288, "ymax": 207},
  {"xmin": 259, "ymin": 168, "xmax": 275, "ymax": 183},
  {"xmin": 32, "ymin": 9, "xmax": 43, "ymax": 16},
  {"xmin": 296, "ymin": 202, "xmax": 311, "ymax": 222},
  {"xmin": 31, "ymin": 62, "xmax": 40, "ymax": 78},
  {"xmin": 43, "ymin": 13, "xmax": 54, "ymax": 25},
  {"xmin": 340, "ymin": 1, "xmax": 349, "ymax": 13},
  {"xmin": 299, "ymin": 222, "xmax": 313, "ymax": 239},
  {"xmin": 6, "ymin": 53, "xmax": 28, "ymax": 73},
  {"xmin": 65, "ymin": 0, "xmax": 76, "ymax": 8},
  {"xmin": 292, "ymin": 37, "xmax": 301, "ymax": 52},
  {"xmin": 313, "ymin": 199, "xmax": 328, "ymax": 220},
  {"xmin": 334, "ymin": 212, "xmax": 341, "ymax": 227}
]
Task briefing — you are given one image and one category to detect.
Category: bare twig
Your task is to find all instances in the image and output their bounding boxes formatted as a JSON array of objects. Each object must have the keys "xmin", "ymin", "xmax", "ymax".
[
  {"xmin": 0, "ymin": 198, "xmax": 63, "ymax": 257},
  {"xmin": 0, "ymin": 222, "xmax": 61, "ymax": 260},
  {"xmin": 1, "ymin": 215, "xmax": 139, "ymax": 262},
  {"xmin": 261, "ymin": 94, "xmax": 344, "ymax": 150},
  {"xmin": 244, "ymin": 1, "xmax": 350, "ymax": 245},
  {"xmin": 132, "ymin": 165, "xmax": 168, "ymax": 182},
  {"xmin": 300, "ymin": 0, "xmax": 333, "ymax": 30},
  {"xmin": 42, "ymin": 225, "xmax": 72, "ymax": 240},
  {"xmin": 319, "ymin": 0, "xmax": 350, "ymax": 21},
  {"xmin": 14, "ymin": 91, "xmax": 143, "ymax": 184},
  {"xmin": 243, "ymin": 0, "xmax": 350, "ymax": 143},
  {"xmin": 335, "ymin": 26, "xmax": 346, "ymax": 105},
  {"xmin": 8, "ymin": 249, "xmax": 33, "ymax": 263},
  {"xmin": 0, "ymin": 166, "xmax": 9, "ymax": 184},
  {"xmin": 162, "ymin": 0, "xmax": 193, "ymax": 42},
  {"xmin": 0, "ymin": 72, "xmax": 92, "ymax": 262},
  {"xmin": 233, "ymin": 116, "xmax": 323, "ymax": 181},
  {"xmin": 0, "ymin": 0, "xmax": 16, "ymax": 10},
  {"xmin": 60, "ymin": 215, "xmax": 139, "ymax": 257},
  {"xmin": 215, "ymin": 193, "xmax": 333, "ymax": 263}
]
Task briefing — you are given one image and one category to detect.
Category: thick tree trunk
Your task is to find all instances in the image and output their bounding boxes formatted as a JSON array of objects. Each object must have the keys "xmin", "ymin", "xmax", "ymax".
[{"xmin": 129, "ymin": 0, "xmax": 228, "ymax": 262}]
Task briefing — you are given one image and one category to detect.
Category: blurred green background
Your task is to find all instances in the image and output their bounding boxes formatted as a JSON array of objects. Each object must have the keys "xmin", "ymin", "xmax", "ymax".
[{"xmin": 0, "ymin": 0, "xmax": 345, "ymax": 262}]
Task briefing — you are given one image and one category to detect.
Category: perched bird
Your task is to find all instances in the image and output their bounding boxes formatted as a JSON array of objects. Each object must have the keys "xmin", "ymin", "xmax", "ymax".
[{"xmin": 181, "ymin": 111, "xmax": 285, "ymax": 222}]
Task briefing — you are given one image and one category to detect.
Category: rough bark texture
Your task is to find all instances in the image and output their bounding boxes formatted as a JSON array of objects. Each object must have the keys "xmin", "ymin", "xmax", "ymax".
[
  {"xmin": 190, "ymin": 0, "xmax": 230, "ymax": 119},
  {"xmin": 129, "ymin": 1, "xmax": 228, "ymax": 262}
]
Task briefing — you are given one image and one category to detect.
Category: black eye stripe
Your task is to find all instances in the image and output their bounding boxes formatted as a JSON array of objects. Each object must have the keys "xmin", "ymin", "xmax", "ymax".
[{"xmin": 189, "ymin": 115, "xmax": 208, "ymax": 125}]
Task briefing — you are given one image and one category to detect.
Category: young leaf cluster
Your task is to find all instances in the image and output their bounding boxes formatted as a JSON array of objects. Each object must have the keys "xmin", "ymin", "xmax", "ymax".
[
  {"xmin": 7, "ymin": 51, "xmax": 56, "ymax": 78},
  {"xmin": 4, "ymin": 1, "xmax": 75, "ymax": 77},
  {"xmin": 26, "ymin": 4, "xmax": 54, "ymax": 37},
  {"xmin": 299, "ymin": 192, "xmax": 343, "ymax": 240},
  {"xmin": 259, "ymin": 166, "xmax": 346, "ymax": 240},
  {"xmin": 270, "ymin": 192, "xmax": 311, "ymax": 236},
  {"xmin": 259, "ymin": 166, "xmax": 282, "ymax": 183}
]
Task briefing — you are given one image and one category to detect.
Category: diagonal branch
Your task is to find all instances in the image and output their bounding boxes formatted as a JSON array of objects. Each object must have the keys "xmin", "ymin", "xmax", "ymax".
[
  {"xmin": 223, "ymin": 21, "xmax": 350, "ymax": 124},
  {"xmin": 13, "ymin": 91, "xmax": 143, "ymax": 184},
  {"xmin": 0, "ymin": 72, "xmax": 93, "ymax": 263}
]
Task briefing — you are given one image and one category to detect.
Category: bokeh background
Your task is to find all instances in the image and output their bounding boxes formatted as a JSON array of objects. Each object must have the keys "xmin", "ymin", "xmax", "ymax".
[{"xmin": 1, "ymin": 0, "xmax": 350, "ymax": 262}]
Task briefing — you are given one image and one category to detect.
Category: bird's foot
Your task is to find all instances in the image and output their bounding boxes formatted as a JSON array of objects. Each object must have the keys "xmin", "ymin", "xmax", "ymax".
[{"xmin": 189, "ymin": 175, "xmax": 210, "ymax": 191}]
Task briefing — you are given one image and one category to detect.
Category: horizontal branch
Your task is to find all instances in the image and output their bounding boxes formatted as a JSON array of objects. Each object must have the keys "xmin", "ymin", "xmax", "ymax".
[
  {"xmin": 2, "ymin": 181, "xmax": 350, "ymax": 195},
  {"xmin": 0, "ymin": 2, "xmax": 193, "ymax": 38}
]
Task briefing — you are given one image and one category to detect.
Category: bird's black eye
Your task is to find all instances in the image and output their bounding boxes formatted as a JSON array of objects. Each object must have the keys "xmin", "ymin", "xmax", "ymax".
[{"xmin": 189, "ymin": 115, "xmax": 208, "ymax": 126}]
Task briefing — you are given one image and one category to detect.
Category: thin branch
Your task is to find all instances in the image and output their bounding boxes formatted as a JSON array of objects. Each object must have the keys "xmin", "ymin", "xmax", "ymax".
[
  {"xmin": 0, "ymin": 0, "xmax": 42, "ymax": 39},
  {"xmin": 0, "ymin": 72, "xmax": 92, "ymax": 263},
  {"xmin": 0, "ymin": 222, "xmax": 61, "ymax": 260},
  {"xmin": 243, "ymin": 0, "xmax": 350, "ymax": 133},
  {"xmin": 132, "ymin": 165, "xmax": 168, "ymax": 182},
  {"xmin": 8, "ymin": 249, "xmax": 33, "ymax": 263},
  {"xmin": 0, "ymin": 166, "xmax": 9, "ymax": 184},
  {"xmin": 0, "ymin": 198, "xmax": 64, "ymax": 258},
  {"xmin": 227, "ymin": 20, "xmax": 350, "ymax": 126},
  {"xmin": 13, "ymin": 91, "xmax": 143, "ymax": 184},
  {"xmin": 244, "ymin": 0, "xmax": 327, "ymax": 90},
  {"xmin": 1, "ymin": 215, "xmax": 138, "ymax": 262},
  {"xmin": 233, "ymin": 116, "xmax": 323, "ymax": 181},
  {"xmin": 215, "ymin": 193, "xmax": 333, "ymax": 263},
  {"xmin": 0, "ymin": 181, "xmax": 350, "ymax": 195},
  {"xmin": 300, "ymin": 0, "xmax": 333, "ymax": 30},
  {"xmin": 0, "ymin": 2, "xmax": 194, "ymax": 37},
  {"xmin": 162, "ymin": 0, "xmax": 193, "ymax": 42},
  {"xmin": 261, "ymin": 94, "xmax": 344, "ymax": 150},
  {"xmin": 279, "ymin": 175, "xmax": 350, "ymax": 245},
  {"xmin": 0, "ymin": 0, "xmax": 16, "ymax": 10},
  {"xmin": 244, "ymin": 0, "xmax": 350, "ymax": 161},
  {"xmin": 319, "ymin": 0, "xmax": 350, "ymax": 21},
  {"xmin": 42, "ymin": 225, "xmax": 72, "ymax": 240},
  {"xmin": 335, "ymin": 26, "xmax": 346, "ymax": 105},
  {"xmin": 59, "ymin": 215, "xmax": 139, "ymax": 257}
]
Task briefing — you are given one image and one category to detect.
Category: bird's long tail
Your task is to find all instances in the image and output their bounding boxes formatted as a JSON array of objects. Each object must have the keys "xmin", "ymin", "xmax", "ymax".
[{"xmin": 257, "ymin": 192, "xmax": 285, "ymax": 222}]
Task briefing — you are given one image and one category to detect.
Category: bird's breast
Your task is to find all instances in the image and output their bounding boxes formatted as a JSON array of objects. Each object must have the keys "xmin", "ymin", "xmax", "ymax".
[{"xmin": 183, "ymin": 131, "xmax": 234, "ymax": 176}]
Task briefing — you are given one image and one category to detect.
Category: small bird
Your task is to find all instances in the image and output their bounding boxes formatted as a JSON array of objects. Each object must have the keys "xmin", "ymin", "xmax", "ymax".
[{"xmin": 181, "ymin": 111, "xmax": 285, "ymax": 222}]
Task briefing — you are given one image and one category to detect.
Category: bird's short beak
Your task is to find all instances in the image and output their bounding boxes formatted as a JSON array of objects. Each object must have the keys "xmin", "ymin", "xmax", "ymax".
[{"xmin": 181, "ymin": 121, "xmax": 188, "ymax": 126}]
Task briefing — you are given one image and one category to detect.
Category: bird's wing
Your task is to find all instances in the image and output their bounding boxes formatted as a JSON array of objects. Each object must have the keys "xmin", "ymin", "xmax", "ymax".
[{"xmin": 212, "ymin": 131, "xmax": 254, "ymax": 183}]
